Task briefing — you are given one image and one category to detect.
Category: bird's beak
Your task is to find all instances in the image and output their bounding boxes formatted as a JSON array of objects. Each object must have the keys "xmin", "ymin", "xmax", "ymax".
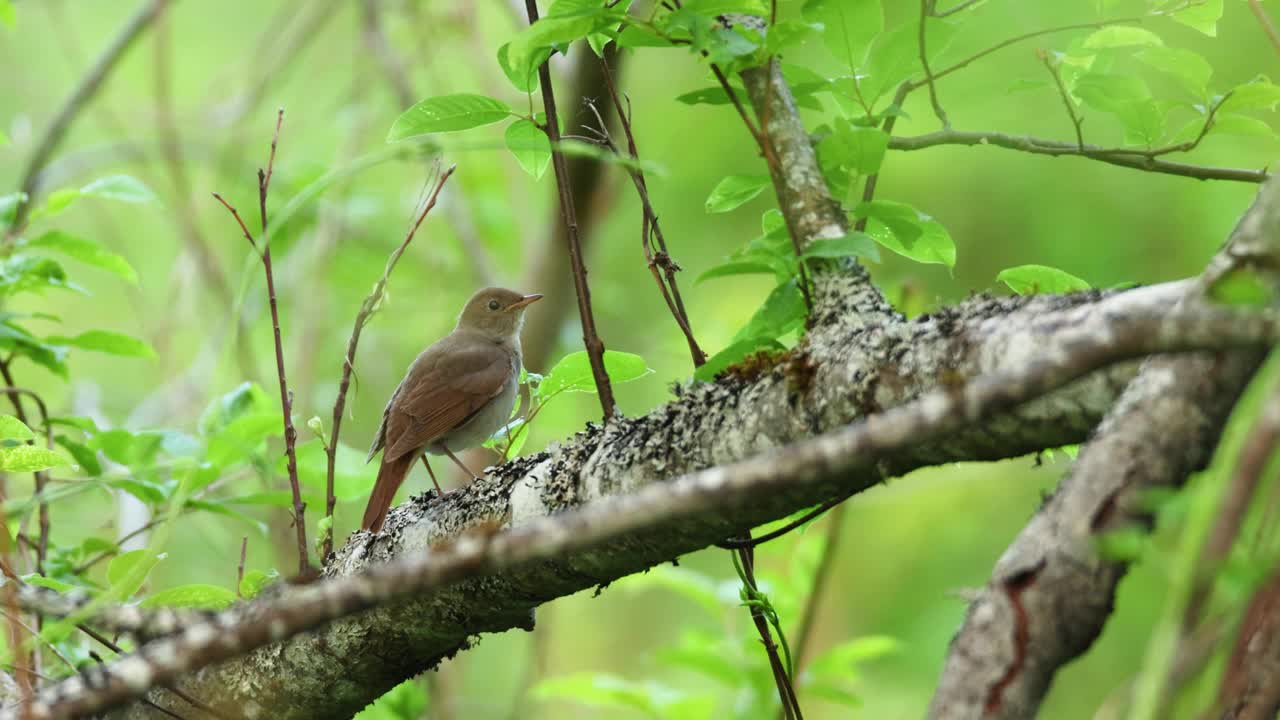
[{"xmin": 506, "ymin": 293, "xmax": 543, "ymax": 312}]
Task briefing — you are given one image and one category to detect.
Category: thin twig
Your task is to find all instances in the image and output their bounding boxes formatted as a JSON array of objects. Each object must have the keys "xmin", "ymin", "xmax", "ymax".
[
  {"xmin": 918, "ymin": 0, "xmax": 949, "ymax": 129},
  {"xmin": 525, "ymin": 0, "xmax": 616, "ymax": 420},
  {"xmin": 887, "ymin": 130, "xmax": 1268, "ymax": 183},
  {"xmin": 591, "ymin": 66, "xmax": 706, "ymax": 367},
  {"xmin": 0, "ymin": 373, "xmax": 53, "ymax": 576},
  {"xmin": 71, "ymin": 519, "xmax": 162, "ymax": 575},
  {"xmin": 931, "ymin": 0, "xmax": 983, "ymax": 18},
  {"xmin": 323, "ymin": 163, "xmax": 455, "ymax": 559},
  {"xmin": 237, "ymin": 537, "xmax": 248, "ymax": 598},
  {"xmin": 1248, "ymin": 0, "xmax": 1280, "ymax": 57},
  {"xmin": 8, "ymin": 0, "xmax": 163, "ymax": 233},
  {"xmin": 1038, "ymin": 50, "xmax": 1084, "ymax": 150},
  {"xmin": 715, "ymin": 494, "xmax": 846, "ymax": 550},
  {"xmin": 213, "ymin": 111, "xmax": 310, "ymax": 577},
  {"xmin": 735, "ymin": 545, "xmax": 803, "ymax": 719}
]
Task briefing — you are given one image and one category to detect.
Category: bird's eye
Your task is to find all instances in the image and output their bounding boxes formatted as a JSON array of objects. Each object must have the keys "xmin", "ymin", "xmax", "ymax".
[{"xmin": 487, "ymin": 299, "xmax": 501, "ymax": 311}]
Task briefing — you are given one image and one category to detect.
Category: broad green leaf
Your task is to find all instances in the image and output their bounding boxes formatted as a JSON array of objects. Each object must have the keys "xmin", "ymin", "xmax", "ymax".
[
  {"xmin": 23, "ymin": 230, "xmax": 138, "ymax": 284},
  {"xmin": 80, "ymin": 175, "xmax": 157, "ymax": 204},
  {"xmin": 1221, "ymin": 79, "xmax": 1280, "ymax": 113},
  {"xmin": 818, "ymin": 120, "xmax": 889, "ymax": 195},
  {"xmin": 803, "ymin": 234, "xmax": 881, "ymax": 263},
  {"xmin": 730, "ymin": 278, "xmax": 807, "ymax": 344},
  {"xmin": 694, "ymin": 338, "xmax": 784, "ymax": 382},
  {"xmin": 497, "ymin": 43, "xmax": 550, "ymax": 93},
  {"xmin": 1210, "ymin": 114, "xmax": 1277, "ymax": 139},
  {"xmin": 705, "ymin": 174, "xmax": 770, "ymax": 213},
  {"xmin": 1169, "ymin": 0, "xmax": 1222, "ymax": 36},
  {"xmin": 56, "ymin": 435, "xmax": 101, "ymax": 476},
  {"xmin": 239, "ymin": 569, "xmax": 279, "ymax": 599},
  {"xmin": 616, "ymin": 24, "xmax": 672, "ymax": 48},
  {"xmin": 0, "ymin": 414, "xmax": 34, "ymax": 442},
  {"xmin": 1072, "ymin": 73, "xmax": 1163, "ymax": 145},
  {"xmin": 108, "ymin": 477, "xmax": 167, "ymax": 504},
  {"xmin": 0, "ymin": 192, "xmax": 25, "ymax": 227},
  {"xmin": 387, "ymin": 94, "xmax": 512, "ymax": 141},
  {"xmin": 354, "ymin": 679, "xmax": 430, "ymax": 720},
  {"xmin": 22, "ymin": 574, "xmax": 80, "ymax": 594},
  {"xmin": 508, "ymin": 2, "xmax": 620, "ymax": 74},
  {"xmin": 675, "ymin": 86, "xmax": 747, "ymax": 106},
  {"xmin": 540, "ymin": 350, "xmax": 652, "ymax": 398},
  {"xmin": 199, "ymin": 382, "xmax": 272, "ymax": 436},
  {"xmin": 696, "ymin": 260, "xmax": 777, "ymax": 284},
  {"xmin": 284, "ymin": 439, "xmax": 373, "ymax": 502},
  {"xmin": 0, "ymin": 1, "xmax": 12, "ymax": 29},
  {"xmin": 997, "ymin": 265, "xmax": 1091, "ymax": 295},
  {"xmin": 0, "ymin": 255, "xmax": 81, "ymax": 295},
  {"xmin": 46, "ymin": 330, "xmax": 156, "ymax": 358},
  {"xmin": 1082, "ymin": 26, "xmax": 1162, "ymax": 50},
  {"xmin": 106, "ymin": 549, "xmax": 161, "ymax": 599},
  {"xmin": 682, "ymin": 0, "xmax": 767, "ymax": 14},
  {"xmin": 1136, "ymin": 47, "xmax": 1211, "ymax": 99},
  {"xmin": 505, "ymin": 119, "xmax": 552, "ymax": 179},
  {"xmin": 140, "ymin": 584, "xmax": 237, "ymax": 610},
  {"xmin": 1094, "ymin": 527, "xmax": 1150, "ymax": 561},
  {"xmin": 0, "ymin": 445, "xmax": 68, "ymax": 472},
  {"xmin": 859, "ymin": 20, "xmax": 958, "ymax": 107},
  {"xmin": 704, "ymin": 27, "xmax": 760, "ymax": 66},
  {"xmin": 855, "ymin": 201, "xmax": 956, "ymax": 268},
  {"xmin": 802, "ymin": 0, "xmax": 882, "ymax": 68}
]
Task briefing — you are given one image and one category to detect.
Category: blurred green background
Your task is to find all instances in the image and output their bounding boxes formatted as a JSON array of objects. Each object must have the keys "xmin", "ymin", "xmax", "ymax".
[{"xmin": 1, "ymin": 0, "xmax": 1277, "ymax": 717}]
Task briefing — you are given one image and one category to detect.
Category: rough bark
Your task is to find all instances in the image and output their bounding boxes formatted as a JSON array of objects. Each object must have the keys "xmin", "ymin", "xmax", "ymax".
[{"xmin": 927, "ymin": 174, "xmax": 1280, "ymax": 719}]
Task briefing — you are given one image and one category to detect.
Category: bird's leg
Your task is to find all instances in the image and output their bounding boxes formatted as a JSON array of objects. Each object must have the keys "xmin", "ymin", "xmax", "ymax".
[
  {"xmin": 442, "ymin": 448, "xmax": 483, "ymax": 481},
  {"xmin": 419, "ymin": 455, "xmax": 444, "ymax": 494}
]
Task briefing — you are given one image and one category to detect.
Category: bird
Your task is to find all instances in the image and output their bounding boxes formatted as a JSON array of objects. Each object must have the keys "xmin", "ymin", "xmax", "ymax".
[{"xmin": 361, "ymin": 287, "xmax": 542, "ymax": 532}]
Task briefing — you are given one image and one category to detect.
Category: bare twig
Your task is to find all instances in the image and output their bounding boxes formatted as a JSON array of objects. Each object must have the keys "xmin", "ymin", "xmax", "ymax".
[
  {"xmin": 715, "ymin": 494, "xmax": 846, "ymax": 550},
  {"xmin": 1038, "ymin": 50, "xmax": 1084, "ymax": 150},
  {"xmin": 591, "ymin": 65, "xmax": 706, "ymax": 367},
  {"xmin": 887, "ymin": 130, "xmax": 1268, "ymax": 183},
  {"xmin": 736, "ymin": 544, "xmax": 803, "ymax": 719},
  {"xmin": 1248, "ymin": 0, "xmax": 1280, "ymax": 58},
  {"xmin": 323, "ymin": 164, "xmax": 456, "ymax": 559},
  {"xmin": 918, "ymin": 0, "xmax": 949, "ymax": 129},
  {"xmin": 0, "ymin": 373, "xmax": 53, "ymax": 575},
  {"xmin": 213, "ymin": 111, "xmax": 310, "ymax": 577},
  {"xmin": 8, "ymin": 0, "xmax": 163, "ymax": 233},
  {"xmin": 525, "ymin": 0, "xmax": 616, "ymax": 420}
]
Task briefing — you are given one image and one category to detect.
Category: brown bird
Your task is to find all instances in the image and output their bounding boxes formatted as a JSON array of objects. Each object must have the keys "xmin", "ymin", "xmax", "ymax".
[{"xmin": 361, "ymin": 287, "xmax": 542, "ymax": 532}]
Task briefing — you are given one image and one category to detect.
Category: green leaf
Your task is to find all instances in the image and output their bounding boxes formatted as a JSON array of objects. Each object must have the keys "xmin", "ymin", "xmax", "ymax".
[
  {"xmin": 505, "ymin": 119, "xmax": 552, "ymax": 179},
  {"xmin": 539, "ymin": 350, "xmax": 652, "ymax": 398},
  {"xmin": 1136, "ymin": 47, "xmax": 1212, "ymax": 99},
  {"xmin": 858, "ymin": 20, "xmax": 957, "ymax": 107},
  {"xmin": 855, "ymin": 201, "xmax": 956, "ymax": 268},
  {"xmin": 57, "ymin": 436, "xmax": 101, "ymax": 477},
  {"xmin": 996, "ymin": 265, "xmax": 1091, "ymax": 295},
  {"xmin": 239, "ymin": 569, "xmax": 279, "ymax": 599},
  {"xmin": 508, "ymin": 2, "xmax": 620, "ymax": 75},
  {"xmin": 0, "ymin": 445, "xmax": 68, "ymax": 472},
  {"xmin": 354, "ymin": 679, "xmax": 430, "ymax": 720},
  {"xmin": 0, "ymin": 1, "xmax": 13, "ymax": 29},
  {"xmin": 387, "ymin": 94, "xmax": 512, "ymax": 141},
  {"xmin": 1221, "ymin": 79, "xmax": 1280, "ymax": 113},
  {"xmin": 696, "ymin": 260, "xmax": 777, "ymax": 284},
  {"xmin": 23, "ymin": 574, "xmax": 81, "ymax": 594},
  {"xmin": 106, "ymin": 549, "xmax": 161, "ymax": 599},
  {"xmin": 675, "ymin": 85, "xmax": 747, "ymax": 106},
  {"xmin": 730, "ymin": 278, "xmax": 807, "ymax": 344},
  {"xmin": 199, "ymin": 382, "xmax": 272, "ymax": 436},
  {"xmin": 803, "ymin": 234, "xmax": 881, "ymax": 263},
  {"xmin": 0, "ymin": 255, "xmax": 81, "ymax": 296},
  {"xmin": 694, "ymin": 338, "xmax": 784, "ymax": 382},
  {"xmin": 23, "ymin": 231, "xmax": 138, "ymax": 285},
  {"xmin": 681, "ymin": 0, "xmax": 767, "ymax": 14},
  {"xmin": 1169, "ymin": 0, "xmax": 1222, "ymax": 36},
  {"xmin": 818, "ymin": 120, "xmax": 890, "ymax": 195},
  {"xmin": 0, "ymin": 414, "xmax": 34, "ymax": 442},
  {"xmin": 1073, "ymin": 72, "xmax": 1163, "ymax": 146},
  {"xmin": 140, "ymin": 584, "xmax": 237, "ymax": 610},
  {"xmin": 1082, "ymin": 26, "xmax": 1162, "ymax": 50},
  {"xmin": 704, "ymin": 174, "xmax": 770, "ymax": 213},
  {"xmin": 0, "ymin": 192, "xmax": 26, "ymax": 228},
  {"xmin": 80, "ymin": 175, "xmax": 157, "ymax": 204},
  {"xmin": 1211, "ymin": 114, "xmax": 1277, "ymax": 139},
  {"xmin": 1208, "ymin": 267, "xmax": 1273, "ymax": 307},
  {"xmin": 616, "ymin": 23, "xmax": 672, "ymax": 49},
  {"xmin": 46, "ymin": 330, "xmax": 156, "ymax": 359},
  {"xmin": 497, "ymin": 42, "xmax": 549, "ymax": 93},
  {"xmin": 802, "ymin": 0, "xmax": 882, "ymax": 68}
]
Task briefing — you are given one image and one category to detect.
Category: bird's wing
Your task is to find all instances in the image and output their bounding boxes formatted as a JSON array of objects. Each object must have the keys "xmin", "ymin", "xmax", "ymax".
[{"xmin": 382, "ymin": 341, "xmax": 514, "ymax": 462}]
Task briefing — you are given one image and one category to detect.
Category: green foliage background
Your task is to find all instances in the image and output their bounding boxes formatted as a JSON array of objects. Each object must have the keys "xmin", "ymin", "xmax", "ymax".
[{"xmin": 1, "ymin": 0, "xmax": 1277, "ymax": 717}]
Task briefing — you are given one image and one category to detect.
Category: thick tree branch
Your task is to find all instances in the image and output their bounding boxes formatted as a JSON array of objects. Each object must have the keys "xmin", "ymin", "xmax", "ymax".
[{"xmin": 927, "ymin": 174, "xmax": 1280, "ymax": 719}]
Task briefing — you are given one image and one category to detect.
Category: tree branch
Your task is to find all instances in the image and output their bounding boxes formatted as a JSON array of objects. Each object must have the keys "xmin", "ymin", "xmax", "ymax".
[{"xmin": 927, "ymin": 173, "xmax": 1280, "ymax": 720}]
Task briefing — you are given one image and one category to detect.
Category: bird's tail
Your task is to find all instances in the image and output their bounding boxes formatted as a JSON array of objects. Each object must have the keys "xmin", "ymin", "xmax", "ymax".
[{"xmin": 361, "ymin": 452, "xmax": 415, "ymax": 532}]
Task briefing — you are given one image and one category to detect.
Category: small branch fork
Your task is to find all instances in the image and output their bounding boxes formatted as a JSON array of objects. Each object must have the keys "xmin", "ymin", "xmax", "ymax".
[
  {"xmin": 212, "ymin": 110, "xmax": 312, "ymax": 578},
  {"xmin": 585, "ymin": 62, "xmax": 706, "ymax": 368},
  {"xmin": 321, "ymin": 163, "xmax": 456, "ymax": 560},
  {"xmin": 524, "ymin": 0, "xmax": 617, "ymax": 421},
  {"xmin": 19, "ymin": 296, "xmax": 1280, "ymax": 718}
]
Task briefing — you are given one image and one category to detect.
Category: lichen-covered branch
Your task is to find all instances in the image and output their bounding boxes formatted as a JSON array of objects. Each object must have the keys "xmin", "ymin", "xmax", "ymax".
[{"xmin": 926, "ymin": 174, "xmax": 1280, "ymax": 720}]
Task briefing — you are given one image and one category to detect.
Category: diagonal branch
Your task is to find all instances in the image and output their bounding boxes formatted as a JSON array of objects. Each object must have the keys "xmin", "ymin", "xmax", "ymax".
[{"xmin": 23, "ymin": 297, "xmax": 1280, "ymax": 719}]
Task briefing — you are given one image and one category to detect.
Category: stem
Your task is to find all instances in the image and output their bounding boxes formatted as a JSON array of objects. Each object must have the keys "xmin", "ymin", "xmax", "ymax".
[{"xmin": 525, "ymin": 0, "xmax": 616, "ymax": 420}]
